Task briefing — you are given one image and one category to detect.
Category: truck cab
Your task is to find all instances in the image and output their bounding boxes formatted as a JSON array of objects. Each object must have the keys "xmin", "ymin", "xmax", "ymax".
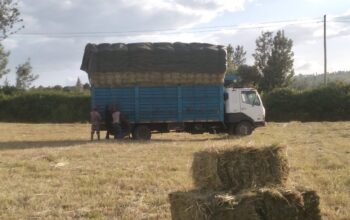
[{"xmin": 224, "ymin": 88, "xmax": 266, "ymax": 135}]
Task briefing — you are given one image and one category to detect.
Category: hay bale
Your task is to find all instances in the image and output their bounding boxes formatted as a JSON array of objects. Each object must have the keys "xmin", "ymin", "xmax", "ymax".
[
  {"xmin": 192, "ymin": 145, "xmax": 289, "ymax": 192},
  {"xmin": 89, "ymin": 71, "xmax": 225, "ymax": 87},
  {"xmin": 255, "ymin": 188, "xmax": 304, "ymax": 220},
  {"xmin": 169, "ymin": 191, "xmax": 212, "ymax": 220},
  {"xmin": 300, "ymin": 189, "xmax": 321, "ymax": 220},
  {"xmin": 169, "ymin": 188, "xmax": 318, "ymax": 220},
  {"xmin": 169, "ymin": 190, "xmax": 259, "ymax": 220},
  {"xmin": 81, "ymin": 42, "xmax": 227, "ymax": 86}
]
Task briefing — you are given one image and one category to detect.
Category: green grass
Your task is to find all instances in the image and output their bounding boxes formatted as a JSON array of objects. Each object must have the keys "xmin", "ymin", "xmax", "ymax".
[{"xmin": 0, "ymin": 122, "xmax": 349, "ymax": 219}]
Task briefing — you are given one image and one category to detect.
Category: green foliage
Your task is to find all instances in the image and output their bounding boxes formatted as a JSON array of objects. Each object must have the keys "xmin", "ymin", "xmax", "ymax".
[
  {"xmin": 226, "ymin": 44, "xmax": 234, "ymax": 72},
  {"xmin": 290, "ymin": 71, "xmax": 350, "ymax": 90},
  {"xmin": 253, "ymin": 30, "xmax": 294, "ymax": 92},
  {"xmin": 236, "ymin": 65, "xmax": 260, "ymax": 87},
  {"xmin": 75, "ymin": 77, "xmax": 83, "ymax": 92},
  {"xmin": 0, "ymin": 0, "xmax": 24, "ymax": 40},
  {"xmin": 232, "ymin": 45, "xmax": 246, "ymax": 69},
  {"xmin": 0, "ymin": 90, "xmax": 90, "ymax": 122},
  {"xmin": 253, "ymin": 31, "xmax": 273, "ymax": 74},
  {"xmin": 1, "ymin": 84, "xmax": 349, "ymax": 123},
  {"xmin": 263, "ymin": 84, "xmax": 350, "ymax": 122},
  {"xmin": 226, "ymin": 44, "xmax": 246, "ymax": 72},
  {"xmin": 15, "ymin": 59, "xmax": 38, "ymax": 89},
  {"xmin": 0, "ymin": 43, "xmax": 9, "ymax": 79},
  {"xmin": 260, "ymin": 31, "xmax": 294, "ymax": 91}
]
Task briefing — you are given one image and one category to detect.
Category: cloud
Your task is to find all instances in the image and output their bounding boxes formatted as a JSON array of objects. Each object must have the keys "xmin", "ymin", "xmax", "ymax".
[
  {"xmin": 2, "ymin": 1, "xmax": 350, "ymax": 86},
  {"xmin": 18, "ymin": 0, "xmax": 248, "ymax": 33},
  {"xmin": 4, "ymin": 0, "xmax": 251, "ymax": 86}
]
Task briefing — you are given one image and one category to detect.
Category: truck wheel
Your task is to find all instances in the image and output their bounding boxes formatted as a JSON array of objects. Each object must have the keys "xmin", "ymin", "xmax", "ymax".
[
  {"xmin": 235, "ymin": 121, "xmax": 252, "ymax": 136},
  {"xmin": 132, "ymin": 125, "xmax": 151, "ymax": 140},
  {"xmin": 228, "ymin": 124, "xmax": 235, "ymax": 135}
]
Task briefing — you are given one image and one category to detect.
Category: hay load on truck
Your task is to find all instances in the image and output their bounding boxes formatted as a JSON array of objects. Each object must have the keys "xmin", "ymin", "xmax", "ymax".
[{"xmin": 81, "ymin": 42, "xmax": 266, "ymax": 140}]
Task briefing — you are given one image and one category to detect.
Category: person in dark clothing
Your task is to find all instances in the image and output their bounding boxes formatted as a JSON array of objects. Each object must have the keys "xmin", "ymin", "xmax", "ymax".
[{"xmin": 105, "ymin": 105, "xmax": 113, "ymax": 139}]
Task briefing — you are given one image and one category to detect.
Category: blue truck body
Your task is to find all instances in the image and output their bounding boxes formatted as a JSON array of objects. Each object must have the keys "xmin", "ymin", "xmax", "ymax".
[{"xmin": 91, "ymin": 85, "xmax": 224, "ymax": 124}]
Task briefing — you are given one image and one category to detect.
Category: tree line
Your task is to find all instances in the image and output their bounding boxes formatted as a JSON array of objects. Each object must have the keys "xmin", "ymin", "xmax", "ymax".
[{"xmin": 226, "ymin": 30, "xmax": 294, "ymax": 93}]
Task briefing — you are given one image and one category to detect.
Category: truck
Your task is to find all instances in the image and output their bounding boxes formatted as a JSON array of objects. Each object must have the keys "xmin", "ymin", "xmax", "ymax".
[
  {"xmin": 91, "ymin": 83, "xmax": 265, "ymax": 140},
  {"xmin": 82, "ymin": 42, "xmax": 266, "ymax": 140}
]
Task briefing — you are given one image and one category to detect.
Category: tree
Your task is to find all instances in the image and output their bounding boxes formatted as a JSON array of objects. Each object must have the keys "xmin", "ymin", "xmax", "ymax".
[
  {"xmin": 0, "ymin": 0, "xmax": 24, "ymax": 40},
  {"xmin": 236, "ymin": 65, "xmax": 261, "ymax": 87},
  {"xmin": 83, "ymin": 83, "xmax": 90, "ymax": 90},
  {"xmin": 0, "ymin": 43, "xmax": 9, "ymax": 79},
  {"xmin": 259, "ymin": 30, "xmax": 294, "ymax": 91},
  {"xmin": 75, "ymin": 77, "xmax": 83, "ymax": 92},
  {"xmin": 232, "ymin": 45, "xmax": 247, "ymax": 69},
  {"xmin": 15, "ymin": 59, "xmax": 38, "ymax": 89},
  {"xmin": 226, "ymin": 44, "xmax": 234, "ymax": 73},
  {"xmin": 3, "ymin": 76, "xmax": 9, "ymax": 86},
  {"xmin": 253, "ymin": 31, "xmax": 273, "ymax": 75}
]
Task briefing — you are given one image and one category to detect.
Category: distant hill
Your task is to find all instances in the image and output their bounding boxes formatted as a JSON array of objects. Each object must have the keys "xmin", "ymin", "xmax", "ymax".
[{"xmin": 290, "ymin": 71, "xmax": 350, "ymax": 90}]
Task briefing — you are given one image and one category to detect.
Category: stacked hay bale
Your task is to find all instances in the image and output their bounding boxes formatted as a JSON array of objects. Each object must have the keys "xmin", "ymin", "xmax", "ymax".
[
  {"xmin": 80, "ymin": 42, "xmax": 227, "ymax": 87},
  {"xmin": 169, "ymin": 145, "xmax": 321, "ymax": 220}
]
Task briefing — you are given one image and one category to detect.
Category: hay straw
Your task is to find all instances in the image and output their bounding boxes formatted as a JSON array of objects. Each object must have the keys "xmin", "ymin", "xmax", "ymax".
[
  {"xmin": 169, "ymin": 188, "xmax": 321, "ymax": 220},
  {"xmin": 192, "ymin": 145, "xmax": 290, "ymax": 193},
  {"xmin": 89, "ymin": 72, "xmax": 225, "ymax": 87}
]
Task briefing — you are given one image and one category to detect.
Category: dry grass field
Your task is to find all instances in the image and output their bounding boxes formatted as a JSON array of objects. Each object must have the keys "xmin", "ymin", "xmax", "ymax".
[{"xmin": 0, "ymin": 122, "xmax": 349, "ymax": 220}]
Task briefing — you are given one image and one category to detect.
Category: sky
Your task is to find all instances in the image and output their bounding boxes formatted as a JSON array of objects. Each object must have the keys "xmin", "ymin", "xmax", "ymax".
[{"xmin": 1, "ymin": 0, "xmax": 350, "ymax": 86}]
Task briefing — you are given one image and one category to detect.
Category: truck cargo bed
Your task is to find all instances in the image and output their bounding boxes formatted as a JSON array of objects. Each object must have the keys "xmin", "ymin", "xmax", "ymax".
[{"xmin": 91, "ymin": 85, "xmax": 224, "ymax": 124}]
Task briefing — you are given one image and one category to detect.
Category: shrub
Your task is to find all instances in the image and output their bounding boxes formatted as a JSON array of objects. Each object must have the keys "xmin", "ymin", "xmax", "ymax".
[
  {"xmin": 263, "ymin": 84, "xmax": 350, "ymax": 122},
  {"xmin": 0, "ymin": 91, "xmax": 90, "ymax": 123}
]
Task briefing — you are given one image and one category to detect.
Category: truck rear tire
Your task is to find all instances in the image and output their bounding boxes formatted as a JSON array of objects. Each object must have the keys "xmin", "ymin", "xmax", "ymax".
[
  {"xmin": 228, "ymin": 124, "xmax": 235, "ymax": 135},
  {"xmin": 132, "ymin": 125, "xmax": 151, "ymax": 140},
  {"xmin": 235, "ymin": 121, "xmax": 252, "ymax": 136}
]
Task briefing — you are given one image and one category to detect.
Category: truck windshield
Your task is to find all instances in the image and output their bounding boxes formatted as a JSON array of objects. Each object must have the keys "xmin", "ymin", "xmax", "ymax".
[{"xmin": 241, "ymin": 91, "xmax": 260, "ymax": 106}]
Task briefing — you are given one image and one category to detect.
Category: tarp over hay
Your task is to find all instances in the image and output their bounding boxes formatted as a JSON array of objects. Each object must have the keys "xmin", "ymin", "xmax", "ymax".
[
  {"xmin": 80, "ymin": 42, "xmax": 227, "ymax": 87},
  {"xmin": 191, "ymin": 145, "xmax": 290, "ymax": 193},
  {"xmin": 169, "ymin": 188, "xmax": 321, "ymax": 220}
]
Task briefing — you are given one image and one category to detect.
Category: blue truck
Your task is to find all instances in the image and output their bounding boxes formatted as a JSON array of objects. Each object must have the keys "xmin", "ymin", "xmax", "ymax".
[
  {"xmin": 91, "ymin": 83, "xmax": 265, "ymax": 140},
  {"xmin": 83, "ymin": 42, "xmax": 266, "ymax": 140}
]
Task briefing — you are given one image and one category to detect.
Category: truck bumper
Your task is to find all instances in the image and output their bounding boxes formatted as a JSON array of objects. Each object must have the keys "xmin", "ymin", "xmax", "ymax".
[{"xmin": 254, "ymin": 121, "xmax": 266, "ymax": 127}]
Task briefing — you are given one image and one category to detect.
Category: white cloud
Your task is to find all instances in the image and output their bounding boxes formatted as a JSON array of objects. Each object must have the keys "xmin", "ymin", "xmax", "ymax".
[
  {"xmin": 2, "ymin": 1, "xmax": 350, "ymax": 86},
  {"xmin": 2, "ymin": 39, "xmax": 18, "ymax": 50}
]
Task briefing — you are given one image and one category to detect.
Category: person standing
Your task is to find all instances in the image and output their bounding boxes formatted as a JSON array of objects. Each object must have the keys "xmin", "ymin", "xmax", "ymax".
[
  {"xmin": 105, "ymin": 105, "xmax": 113, "ymax": 139},
  {"xmin": 112, "ymin": 106, "xmax": 122, "ymax": 139},
  {"xmin": 90, "ymin": 107, "xmax": 102, "ymax": 141}
]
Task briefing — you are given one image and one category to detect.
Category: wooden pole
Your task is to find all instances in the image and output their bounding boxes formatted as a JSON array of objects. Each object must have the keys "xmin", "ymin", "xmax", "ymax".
[{"xmin": 324, "ymin": 15, "xmax": 327, "ymax": 85}]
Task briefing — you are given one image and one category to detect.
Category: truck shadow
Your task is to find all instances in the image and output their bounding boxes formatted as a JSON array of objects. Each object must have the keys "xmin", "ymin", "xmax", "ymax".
[
  {"xmin": 0, "ymin": 135, "xmax": 240, "ymax": 150},
  {"xmin": 0, "ymin": 140, "xmax": 91, "ymax": 150},
  {"xmin": 151, "ymin": 136, "xmax": 237, "ymax": 142}
]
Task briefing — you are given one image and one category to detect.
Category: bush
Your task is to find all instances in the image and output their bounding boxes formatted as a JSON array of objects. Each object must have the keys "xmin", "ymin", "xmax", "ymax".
[
  {"xmin": 0, "ymin": 91, "xmax": 90, "ymax": 123},
  {"xmin": 263, "ymin": 84, "xmax": 350, "ymax": 122},
  {"xmin": 0, "ymin": 84, "xmax": 349, "ymax": 123}
]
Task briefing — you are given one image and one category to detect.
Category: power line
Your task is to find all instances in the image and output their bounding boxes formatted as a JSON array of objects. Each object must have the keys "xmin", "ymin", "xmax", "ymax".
[
  {"xmin": 12, "ymin": 18, "xmax": 322, "ymax": 38},
  {"xmin": 330, "ymin": 20, "xmax": 350, "ymax": 23}
]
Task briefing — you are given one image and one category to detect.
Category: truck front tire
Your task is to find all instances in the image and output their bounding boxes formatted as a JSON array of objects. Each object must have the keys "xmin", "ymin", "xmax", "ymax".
[
  {"xmin": 235, "ymin": 121, "xmax": 252, "ymax": 136},
  {"xmin": 132, "ymin": 125, "xmax": 152, "ymax": 140}
]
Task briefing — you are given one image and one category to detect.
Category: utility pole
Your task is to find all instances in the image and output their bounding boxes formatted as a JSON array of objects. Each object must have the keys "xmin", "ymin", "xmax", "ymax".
[{"xmin": 324, "ymin": 14, "xmax": 327, "ymax": 85}]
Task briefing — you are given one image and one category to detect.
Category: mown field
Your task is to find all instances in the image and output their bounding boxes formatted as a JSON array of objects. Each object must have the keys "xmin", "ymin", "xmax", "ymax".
[{"xmin": 0, "ymin": 122, "xmax": 349, "ymax": 220}]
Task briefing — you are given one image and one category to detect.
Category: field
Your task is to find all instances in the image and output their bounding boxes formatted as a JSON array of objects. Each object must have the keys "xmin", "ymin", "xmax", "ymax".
[{"xmin": 0, "ymin": 122, "xmax": 349, "ymax": 220}]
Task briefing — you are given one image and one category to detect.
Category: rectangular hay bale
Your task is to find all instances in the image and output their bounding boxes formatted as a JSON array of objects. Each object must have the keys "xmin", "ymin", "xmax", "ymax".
[
  {"xmin": 169, "ymin": 188, "xmax": 321, "ymax": 220},
  {"xmin": 192, "ymin": 145, "xmax": 290, "ymax": 192}
]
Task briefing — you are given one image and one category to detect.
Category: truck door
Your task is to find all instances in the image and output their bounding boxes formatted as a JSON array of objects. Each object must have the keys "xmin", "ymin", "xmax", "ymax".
[{"xmin": 239, "ymin": 90, "xmax": 265, "ymax": 123}]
